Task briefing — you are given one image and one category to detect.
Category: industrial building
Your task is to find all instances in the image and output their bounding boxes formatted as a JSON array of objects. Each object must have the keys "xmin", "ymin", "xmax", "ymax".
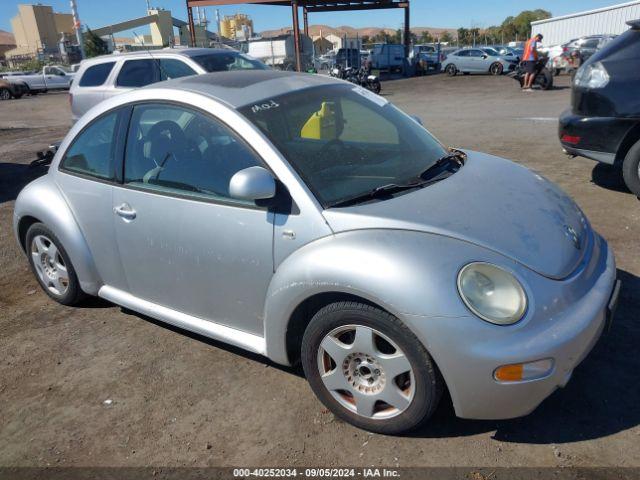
[
  {"xmin": 219, "ymin": 13, "xmax": 254, "ymax": 41},
  {"xmin": 6, "ymin": 4, "xmax": 76, "ymax": 63},
  {"xmin": 531, "ymin": 0, "xmax": 640, "ymax": 46}
]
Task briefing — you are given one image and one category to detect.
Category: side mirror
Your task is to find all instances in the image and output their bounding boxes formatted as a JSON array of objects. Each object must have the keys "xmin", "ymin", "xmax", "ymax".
[
  {"xmin": 482, "ymin": 54, "xmax": 488, "ymax": 59},
  {"xmin": 229, "ymin": 166, "xmax": 276, "ymax": 201},
  {"xmin": 410, "ymin": 115, "xmax": 423, "ymax": 126}
]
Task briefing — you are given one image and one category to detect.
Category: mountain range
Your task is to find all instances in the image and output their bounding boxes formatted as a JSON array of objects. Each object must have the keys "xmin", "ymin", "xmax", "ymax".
[{"xmin": 260, "ymin": 24, "xmax": 456, "ymax": 39}]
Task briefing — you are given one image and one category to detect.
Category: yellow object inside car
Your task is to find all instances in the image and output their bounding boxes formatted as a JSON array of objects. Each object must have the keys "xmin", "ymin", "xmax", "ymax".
[{"xmin": 301, "ymin": 102, "xmax": 338, "ymax": 140}]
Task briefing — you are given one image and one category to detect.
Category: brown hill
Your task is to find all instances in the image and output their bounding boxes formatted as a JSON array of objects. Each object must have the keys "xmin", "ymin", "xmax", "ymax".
[
  {"xmin": 261, "ymin": 24, "xmax": 456, "ymax": 39},
  {"xmin": 0, "ymin": 30, "xmax": 16, "ymax": 46}
]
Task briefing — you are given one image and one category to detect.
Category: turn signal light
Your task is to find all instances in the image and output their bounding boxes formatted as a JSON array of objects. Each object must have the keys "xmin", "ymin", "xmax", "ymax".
[
  {"xmin": 561, "ymin": 134, "xmax": 581, "ymax": 145},
  {"xmin": 494, "ymin": 359, "xmax": 554, "ymax": 383}
]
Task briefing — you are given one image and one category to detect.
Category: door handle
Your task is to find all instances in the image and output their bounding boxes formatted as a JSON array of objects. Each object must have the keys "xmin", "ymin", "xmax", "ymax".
[{"xmin": 114, "ymin": 203, "xmax": 136, "ymax": 220}]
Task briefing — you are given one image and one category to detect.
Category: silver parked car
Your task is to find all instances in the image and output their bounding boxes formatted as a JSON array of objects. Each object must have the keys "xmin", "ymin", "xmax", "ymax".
[
  {"xmin": 443, "ymin": 47, "xmax": 517, "ymax": 76},
  {"xmin": 14, "ymin": 71, "xmax": 620, "ymax": 434},
  {"xmin": 70, "ymin": 48, "xmax": 268, "ymax": 122}
]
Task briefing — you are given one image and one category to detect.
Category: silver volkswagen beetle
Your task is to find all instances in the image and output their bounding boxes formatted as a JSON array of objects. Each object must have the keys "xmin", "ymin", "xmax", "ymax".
[{"xmin": 14, "ymin": 71, "xmax": 620, "ymax": 434}]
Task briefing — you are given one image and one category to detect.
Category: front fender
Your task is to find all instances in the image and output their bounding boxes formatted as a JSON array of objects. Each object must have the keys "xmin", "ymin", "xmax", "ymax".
[
  {"xmin": 13, "ymin": 175, "xmax": 102, "ymax": 295},
  {"xmin": 262, "ymin": 229, "xmax": 517, "ymax": 366}
]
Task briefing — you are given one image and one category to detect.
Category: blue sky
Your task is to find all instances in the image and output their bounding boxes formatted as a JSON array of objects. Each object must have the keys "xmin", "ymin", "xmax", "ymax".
[{"xmin": 0, "ymin": 0, "xmax": 623, "ymax": 33}]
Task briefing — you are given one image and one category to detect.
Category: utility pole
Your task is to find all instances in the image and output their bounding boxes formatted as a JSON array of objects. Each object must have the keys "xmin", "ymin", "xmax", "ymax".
[{"xmin": 69, "ymin": 0, "xmax": 85, "ymax": 59}]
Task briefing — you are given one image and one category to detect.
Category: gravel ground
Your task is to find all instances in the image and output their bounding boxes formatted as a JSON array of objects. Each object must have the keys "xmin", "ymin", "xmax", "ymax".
[{"xmin": 0, "ymin": 76, "xmax": 638, "ymax": 470}]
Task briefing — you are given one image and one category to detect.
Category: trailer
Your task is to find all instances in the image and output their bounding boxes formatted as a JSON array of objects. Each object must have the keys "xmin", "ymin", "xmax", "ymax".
[{"xmin": 247, "ymin": 34, "xmax": 313, "ymax": 71}]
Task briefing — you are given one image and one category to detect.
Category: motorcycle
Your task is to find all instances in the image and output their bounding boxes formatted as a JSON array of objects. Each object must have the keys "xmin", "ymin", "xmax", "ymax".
[
  {"xmin": 330, "ymin": 65, "xmax": 382, "ymax": 94},
  {"xmin": 508, "ymin": 57, "xmax": 554, "ymax": 90}
]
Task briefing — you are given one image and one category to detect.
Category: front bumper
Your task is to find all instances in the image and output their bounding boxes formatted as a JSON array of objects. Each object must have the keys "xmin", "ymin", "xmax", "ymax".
[
  {"xmin": 409, "ymin": 234, "xmax": 618, "ymax": 420},
  {"xmin": 559, "ymin": 109, "xmax": 635, "ymax": 165}
]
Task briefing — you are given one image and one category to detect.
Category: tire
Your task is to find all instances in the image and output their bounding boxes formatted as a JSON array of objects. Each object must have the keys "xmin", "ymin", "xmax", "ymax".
[
  {"xmin": 445, "ymin": 63, "xmax": 457, "ymax": 76},
  {"xmin": 536, "ymin": 69, "xmax": 554, "ymax": 90},
  {"xmin": 301, "ymin": 302, "xmax": 443, "ymax": 434},
  {"xmin": 25, "ymin": 223, "xmax": 86, "ymax": 306},
  {"xmin": 371, "ymin": 80, "xmax": 381, "ymax": 94},
  {"xmin": 489, "ymin": 62, "xmax": 503, "ymax": 76},
  {"xmin": 622, "ymin": 140, "xmax": 640, "ymax": 197},
  {"xmin": 0, "ymin": 88, "xmax": 11, "ymax": 100}
]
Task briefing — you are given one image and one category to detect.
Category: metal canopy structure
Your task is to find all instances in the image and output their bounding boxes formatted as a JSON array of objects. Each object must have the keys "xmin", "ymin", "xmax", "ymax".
[{"xmin": 185, "ymin": 0, "xmax": 410, "ymax": 71}]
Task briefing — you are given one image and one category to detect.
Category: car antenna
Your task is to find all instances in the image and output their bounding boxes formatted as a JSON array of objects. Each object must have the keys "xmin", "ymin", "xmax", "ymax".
[{"xmin": 132, "ymin": 30, "xmax": 172, "ymax": 81}]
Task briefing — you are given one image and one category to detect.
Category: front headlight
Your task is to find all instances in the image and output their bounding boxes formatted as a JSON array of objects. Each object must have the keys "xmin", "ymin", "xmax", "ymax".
[
  {"xmin": 574, "ymin": 61, "xmax": 609, "ymax": 89},
  {"xmin": 457, "ymin": 263, "xmax": 527, "ymax": 325}
]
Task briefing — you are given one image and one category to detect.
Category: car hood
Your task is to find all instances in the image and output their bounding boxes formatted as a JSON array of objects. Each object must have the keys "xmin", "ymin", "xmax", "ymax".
[{"xmin": 322, "ymin": 151, "xmax": 590, "ymax": 280}]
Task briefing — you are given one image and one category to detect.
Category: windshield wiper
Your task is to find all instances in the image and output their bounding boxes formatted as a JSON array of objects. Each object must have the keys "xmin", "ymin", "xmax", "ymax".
[
  {"xmin": 419, "ymin": 150, "xmax": 466, "ymax": 181},
  {"xmin": 328, "ymin": 180, "xmax": 435, "ymax": 208}
]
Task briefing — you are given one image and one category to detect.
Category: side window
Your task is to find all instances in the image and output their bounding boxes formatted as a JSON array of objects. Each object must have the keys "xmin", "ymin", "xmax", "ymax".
[
  {"xmin": 469, "ymin": 50, "xmax": 483, "ymax": 57},
  {"xmin": 159, "ymin": 59, "xmax": 196, "ymax": 80},
  {"xmin": 123, "ymin": 104, "xmax": 263, "ymax": 204},
  {"xmin": 60, "ymin": 111, "xmax": 119, "ymax": 180},
  {"xmin": 582, "ymin": 38, "xmax": 599, "ymax": 49},
  {"xmin": 456, "ymin": 50, "xmax": 469, "ymax": 57},
  {"xmin": 116, "ymin": 59, "xmax": 158, "ymax": 88},
  {"xmin": 79, "ymin": 62, "xmax": 115, "ymax": 87}
]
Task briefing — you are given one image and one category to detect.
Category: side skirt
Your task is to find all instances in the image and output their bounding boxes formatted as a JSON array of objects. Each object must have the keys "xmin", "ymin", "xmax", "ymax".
[{"xmin": 98, "ymin": 285, "xmax": 266, "ymax": 355}]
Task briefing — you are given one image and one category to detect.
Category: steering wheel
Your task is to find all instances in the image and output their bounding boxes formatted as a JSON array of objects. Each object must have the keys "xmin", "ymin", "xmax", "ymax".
[
  {"xmin": 316, "ymin": 138, "xmax": 365, "ymax": 168},
  {"xmin": 144, "ymin": 121, "xmax": 189, "ymax": 182}
]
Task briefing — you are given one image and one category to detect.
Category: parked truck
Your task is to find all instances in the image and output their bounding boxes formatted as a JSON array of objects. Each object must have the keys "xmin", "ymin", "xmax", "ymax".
[
  {"xmin": 3, "ymin": 65, "xmax": 75, "ymax": 94},
  {"xmin": 368, "ymin": 44, "xmax": 406, "ymax": 72},
  {"xmin": 247, "ymin": 34, "xmax": 313, "ymax": 71}
]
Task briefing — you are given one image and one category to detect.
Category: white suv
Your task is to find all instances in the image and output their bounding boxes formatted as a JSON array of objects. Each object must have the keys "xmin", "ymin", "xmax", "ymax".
[{"xmin": 70, "ymin": 48, "xmax": 267, "ymax": 122}]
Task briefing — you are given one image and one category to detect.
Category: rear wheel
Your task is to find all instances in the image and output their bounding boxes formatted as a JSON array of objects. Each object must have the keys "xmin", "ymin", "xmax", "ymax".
[
  {"xmin": 536, "ymin": 69, "xmax": 554, "ymax": 90},
  {"xmin": 445, "ymin": 63, "xmax": 457, "ymax": 76},
  {"xmin": 0, "ymin": 88, "xmax": 11, "ymax": 100},
  {"xmin": 25, "ymin": 223, "xmax": 86, "ymax": 305},
  {"xmin": 301, "ymin": 302, "xmax": 443, "ymax": 434},
  {"xmin": 489, "ymin": 62, "xmax": 503, "ymax": 76},
  {"xmin": 622, "ymin": 140, "xmax": 640, "ymax": 197}
]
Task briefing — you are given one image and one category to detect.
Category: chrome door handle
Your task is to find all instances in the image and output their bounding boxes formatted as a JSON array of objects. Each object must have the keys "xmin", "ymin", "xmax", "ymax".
[{"xmin": 114, "ymin": 203, "xmax": 136, "ymax": 220}]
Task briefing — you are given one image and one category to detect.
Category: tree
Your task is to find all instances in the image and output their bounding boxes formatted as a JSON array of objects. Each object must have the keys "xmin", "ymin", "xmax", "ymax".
[
  {"xmin": 84, "ymin": 28, "xmax": 109, "ymax": 58},
  {"xmin": 440, "ymin": 31, "xmax": 453, "ymax": 44},
  {"xmin": 420, "ymin": 30, "xmax": 434, "ymax": 44},
  {"xmin": 457, "ymin": 27, "xmax": 469, "ymax": 46}
]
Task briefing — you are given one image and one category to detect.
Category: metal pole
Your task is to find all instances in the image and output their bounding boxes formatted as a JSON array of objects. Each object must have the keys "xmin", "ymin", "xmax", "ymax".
[
  {"xmin": 69, "ymin": 0, "xmax": 85, "ymax": 59},
  {"xmin": 187, "ymin": 2, "xmax": 196, "ymax": 47},
  {"xmin": 292, "ymin": 0, "xmax": 302, "ymax": 72},
  {"xmin": 403, "ymin": 3, "xmax": 410, "ymax": 58},
  {"xmin": 303, "ymin": 7, "xmax": 309, "ymax": 37}
]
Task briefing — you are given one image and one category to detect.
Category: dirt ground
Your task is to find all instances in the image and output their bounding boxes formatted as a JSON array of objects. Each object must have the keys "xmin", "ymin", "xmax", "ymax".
[{"xmin": 0, "ymin": 75, "xmax": 638, "ymax": 470}]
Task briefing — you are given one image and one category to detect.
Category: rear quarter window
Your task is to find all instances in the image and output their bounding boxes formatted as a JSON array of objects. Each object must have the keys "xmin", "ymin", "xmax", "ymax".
[{"xmin": 79, "ymin": 62, "xmax": 116, "ymax": 87}]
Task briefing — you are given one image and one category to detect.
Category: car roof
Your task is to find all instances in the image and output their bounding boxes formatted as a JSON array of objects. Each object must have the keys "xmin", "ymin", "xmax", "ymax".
[
  {"xmin": 146, "ymin": 70, "xmax": 343, "ymax": 109},
  {"xmin": 80, "ymin": 47, "xmax": 236, "ymax": 65}
]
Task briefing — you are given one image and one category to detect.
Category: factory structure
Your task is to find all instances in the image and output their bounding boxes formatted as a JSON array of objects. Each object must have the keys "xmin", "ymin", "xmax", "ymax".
[{"xmin": 532, "ymin": 0, "xmax": 640, "ymax": 46}]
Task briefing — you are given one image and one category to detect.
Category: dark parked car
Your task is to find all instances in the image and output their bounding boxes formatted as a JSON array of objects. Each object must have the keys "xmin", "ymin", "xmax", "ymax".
[
  {"xmin": 559, "ymin": 20, "xmax": 640, "ymax": 195},
  {"xmin": 0, "ymin": 78, "xmax": 28, "ymax": 100}
]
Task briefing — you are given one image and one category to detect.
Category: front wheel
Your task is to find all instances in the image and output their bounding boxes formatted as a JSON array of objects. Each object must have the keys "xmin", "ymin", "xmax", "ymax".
[
  {"xmin": 622, "ymin": 140, "xmax": 640, "ymax": 197},
  {"xmin": 0, "ymin": 88, "xmax": 11, "ymax": 100},
  {"xmin": 25, "ymin": 223, "xmax": 86, "ymax": 305},
  {"xmin": 445, "ymin": 63, "xmax": 457, "ymax": 76},
  {"xmin": 301, "ymin": 302, "xmax": 443, "ymax": 434},
  {"xmin": 489, "ymin": 62, "xmax": 503, "ymax": 76},
  {"xmin": 370, "ymin": 80, "xmax": 381, "ymax": 94}
]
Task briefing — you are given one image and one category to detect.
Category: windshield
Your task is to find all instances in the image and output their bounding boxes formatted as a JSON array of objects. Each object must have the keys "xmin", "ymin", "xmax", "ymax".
[
  {"xmin": 238, "ymin": 84, "xmax": 449, "ymax": 208},
  {"xmin": 192, "ymin": 52, "xmax": 268, "ymax": 72}
]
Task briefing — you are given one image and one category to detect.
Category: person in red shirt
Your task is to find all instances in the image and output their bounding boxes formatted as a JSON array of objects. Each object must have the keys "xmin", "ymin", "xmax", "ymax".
[{"xmin": 521, "ymin": 34, "xmax": 543, "ymax": 91}]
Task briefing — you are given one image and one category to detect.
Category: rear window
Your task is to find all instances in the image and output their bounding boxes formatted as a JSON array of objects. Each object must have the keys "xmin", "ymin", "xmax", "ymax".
[
  {"xmin": 79, "ymin": 62, "xmax": 115, "ymax": 87},
  {"xmin": 191, "ymin": 52, "xmax": 267, "ymax": 72},
  {"xmin": 116, "ymin": 59, "xmax": 157, "ymax": 88}
]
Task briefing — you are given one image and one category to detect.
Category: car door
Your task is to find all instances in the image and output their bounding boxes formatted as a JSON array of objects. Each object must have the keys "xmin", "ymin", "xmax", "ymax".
[
  {"xmin": 44, "ymin": 67, "xmax": 67, "ymax": 89},
  {"xmin": 454, "ymin": 50, "xmax": 470, "ymax": 71},
  {"xmin": 55, "ymin": 107, "xmax": 129, "ymax": 289},
  {"xmin": 112, "ymin": 102, "xmax": 274, "ymax": 335},
  {"xmin": 468, "ymin": 49, "xmax": 486, "ymax": 72}
]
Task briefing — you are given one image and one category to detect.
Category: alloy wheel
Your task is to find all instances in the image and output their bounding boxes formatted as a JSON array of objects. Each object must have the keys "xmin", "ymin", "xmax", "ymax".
[
  {"xmin": 316, "ymin": 324, "xmax": 415, "ymax": 419},
  {"xmin": 30, "ymin": 234, "xmax": 69, "ymax": 296}
]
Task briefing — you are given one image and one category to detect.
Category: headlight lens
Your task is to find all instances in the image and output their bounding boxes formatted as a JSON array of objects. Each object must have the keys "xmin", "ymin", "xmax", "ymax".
[
  {"xmin": 457, "ymin": 263, "xmax": 527, "ymax": 325},
  {"xmin": 574, "ymin": 61, "xmax": 609, "ymax": 89}
]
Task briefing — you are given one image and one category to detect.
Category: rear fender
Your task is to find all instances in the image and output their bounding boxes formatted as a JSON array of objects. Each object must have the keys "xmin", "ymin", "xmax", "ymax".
[{"xmin": 13, "ymin": 175, "xmax": 102, "ymax": 294}]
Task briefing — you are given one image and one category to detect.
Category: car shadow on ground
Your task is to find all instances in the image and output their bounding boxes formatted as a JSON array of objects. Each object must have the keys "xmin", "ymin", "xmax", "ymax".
[
  {"xmin": 411, "ymin": 268, "xmax": 640, "ymax": 444},
  {"xmin": 0, "ymin": 162, "xmax": 48, "ymax": 204},
  {"xmin": 119, "ymin": 268, "xmax": 639, "ymax": 444}
]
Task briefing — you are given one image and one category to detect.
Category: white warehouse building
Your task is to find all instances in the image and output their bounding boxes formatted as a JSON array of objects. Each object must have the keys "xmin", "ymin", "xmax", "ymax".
[{"xmin": 531, "ymin": 0, "xmax": 640, "ymax": 46}]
